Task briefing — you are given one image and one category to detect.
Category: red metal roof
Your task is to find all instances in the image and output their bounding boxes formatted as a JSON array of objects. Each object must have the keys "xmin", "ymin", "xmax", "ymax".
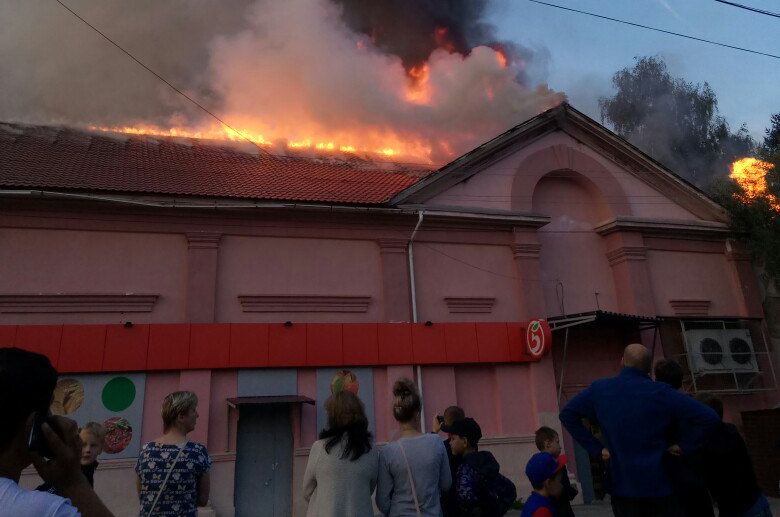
[{"xmin": 0, "ymin": 123, "xmax": 431, "ymax": 205}]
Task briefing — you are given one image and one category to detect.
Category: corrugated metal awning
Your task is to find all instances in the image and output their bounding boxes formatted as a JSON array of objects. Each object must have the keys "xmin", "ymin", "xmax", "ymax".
[
  {"xmin": 548, "ymin": 310, "xmax": 661, "ymax": 331},
  {"xmin": 226, "ymin": 395, "xmax": 315, "ymax": 408}
]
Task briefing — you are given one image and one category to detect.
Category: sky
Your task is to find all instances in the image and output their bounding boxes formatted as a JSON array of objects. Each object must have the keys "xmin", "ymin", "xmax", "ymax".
[
  {"xmin": 1, "ymin": 0, "xmax": 777, "ymax": 164},
  {"xmin": 489, "ymin": 0, "xmax": 780, "ymax": 141}
]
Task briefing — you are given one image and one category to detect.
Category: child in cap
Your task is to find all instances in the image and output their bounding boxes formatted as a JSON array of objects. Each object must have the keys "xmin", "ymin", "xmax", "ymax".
[
  {"xmin": 446, "ymin": 417, "xmax": 516, "ymax": 516},
  {"xmin": 521, "ymin": 452, "xmax": 567, "ymax": 517},
  {"xmin": 534, "ymin": 427, "xmax": 577, "ymax": 517}
]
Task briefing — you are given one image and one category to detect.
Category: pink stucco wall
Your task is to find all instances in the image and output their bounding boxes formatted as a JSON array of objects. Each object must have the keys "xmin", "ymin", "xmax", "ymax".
[
  {"xmin": 0, "ymin": 228, "xmax": 187, "ymax": 324},
  {"xmin": 4, "ymin": 126, "xmax": 777, "ymax": 516},
  {"xmin": 647, "ymin": 250, "xmax": 745, "ymax": 317},
  {"xmin": 216, "ymin": 236, "xmax": 384, "ymax": 323}
]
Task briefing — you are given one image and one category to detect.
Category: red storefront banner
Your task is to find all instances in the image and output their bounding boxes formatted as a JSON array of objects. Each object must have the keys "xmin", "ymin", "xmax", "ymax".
[{"xmin": 0, "ymin": 320, "xmax": 551, "ymax": 373}]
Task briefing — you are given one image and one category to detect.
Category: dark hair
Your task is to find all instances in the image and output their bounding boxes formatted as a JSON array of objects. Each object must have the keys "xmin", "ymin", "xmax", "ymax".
[
  {"xmin": 695, "ymin": 393, "xmax": 724, "ymax": 420},
  {"xmin": 392, "ymin": 378, "xmax": 421, "ymax": 423},
  {"xmin": 654, "ymin": 359, "xmax": 684, "ymax": 390},
  {"xmin": 444, "ymin": 406, "xmax": 465, "ymax": 422},
  {"xmin": 319, "ymin": 391, "xmax": 372, "ymax": 461},
  {"xmin": 0, "ymin": 348, "xmax": 58, "ymax": 450},
  {"xmin": 534, "ymin": 426, "xmax": 559, "ymax": 451}
]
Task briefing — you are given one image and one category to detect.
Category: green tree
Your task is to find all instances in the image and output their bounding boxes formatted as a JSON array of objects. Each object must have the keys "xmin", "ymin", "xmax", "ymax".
[{"xmin": 599, "ymin": 56, "xmax": 753, "ymax": 187}]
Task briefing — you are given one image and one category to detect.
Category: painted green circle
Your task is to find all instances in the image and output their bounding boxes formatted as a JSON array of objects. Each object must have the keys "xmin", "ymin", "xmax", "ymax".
[{"xmin": 102, "ymin": 376, "xmax": 136, "ymax": 412}]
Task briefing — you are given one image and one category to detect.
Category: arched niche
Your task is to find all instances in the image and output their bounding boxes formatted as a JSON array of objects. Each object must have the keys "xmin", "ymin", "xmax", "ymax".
[
  {"xmin": 510, "ymin": 144, "xmax": 631, "ymax": 219},
  {"xmin": 521, "ymin": 147, "xmax": 623, "ymax": 317}
]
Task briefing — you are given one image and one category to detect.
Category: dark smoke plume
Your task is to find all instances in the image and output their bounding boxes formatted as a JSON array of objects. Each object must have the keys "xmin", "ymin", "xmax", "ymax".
[{"xmin": 332, "ymin": 0, "xmax": 513, "ymax": 71}]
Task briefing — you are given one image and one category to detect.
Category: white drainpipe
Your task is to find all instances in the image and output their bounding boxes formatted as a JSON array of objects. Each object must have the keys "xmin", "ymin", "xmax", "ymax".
[{"xmin": 408, "ymin": 210, "xmax": 425, "ymax": 432}]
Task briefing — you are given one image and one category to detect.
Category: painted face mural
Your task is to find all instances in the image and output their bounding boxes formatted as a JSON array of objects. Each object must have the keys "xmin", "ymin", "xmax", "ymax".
[{"xmin": 330, "ymin": 369, "xmax": 360, "ymax": 395}]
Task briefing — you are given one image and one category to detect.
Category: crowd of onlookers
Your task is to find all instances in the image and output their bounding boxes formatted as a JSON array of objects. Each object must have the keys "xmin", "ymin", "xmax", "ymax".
[{"xmin": 0, "ymin": 344, "xmax": 773, "ymax": 517}]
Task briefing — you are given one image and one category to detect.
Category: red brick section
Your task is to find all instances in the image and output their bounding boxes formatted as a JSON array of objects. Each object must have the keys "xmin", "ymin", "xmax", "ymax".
[
  {"xmin": 741, "ymin": 409, "xmax": 780, "ymax": 497},
  {"xmin": 0, "ymin": 321, "xmax": 550, "ymax": 373},
  {"xmin": 0, "ymin": 123, "xmax": 430, "ymax": 205}
]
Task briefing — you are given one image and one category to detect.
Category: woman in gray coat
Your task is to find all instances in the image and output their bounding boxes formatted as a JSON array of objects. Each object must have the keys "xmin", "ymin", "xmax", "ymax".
[
  {"xmin": 303, "ymin": 390, "xmax": 379, "ymax": 517},
  {"xmin": 376, "ymin": 378, "xmax": 452, "ymax": 517}
]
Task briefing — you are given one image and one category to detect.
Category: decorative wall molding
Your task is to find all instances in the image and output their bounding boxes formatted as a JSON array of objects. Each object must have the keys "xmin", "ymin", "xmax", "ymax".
[
  {"xmin": 670, "ymin": 299, "xmax": 711, "ymax": 317},
  {"xmin": 444, "ymin": 297, "xmax": 496, "ymax": 314},
  {"xmin": 376, "ymin": 238, "xmax": 408, "ymax": 254},
  {"xmin": 606, "ymin": 246, "xmax": 647, "ymax": 266},
  {"xmin": 238, "ymin": 295, "xmax": 372, "ymax": 313},
  {"xmin": 511, "ymin": 243, "xmax": 541, "ymax": 259},
  {"xmin": 295, "ymin": 435, "xmax": 535, "ymax": 458},
  {"xmin": 0, "ymin": 293, "xmax": 159, "ymax": 313},
  {"xmin": 23, "ymin": 452, "xmax": 238, "ymax": 473},
  {"xmin": 595, "ymin": 216, "xmax": 730, "ymax": 238},
  {"xmin": 480, "ymin": 435, "xmax": 536, "ymax": 446},
  {"xmin": 186, "ymin": 232, "xmax": 222, "ymax": 249}
]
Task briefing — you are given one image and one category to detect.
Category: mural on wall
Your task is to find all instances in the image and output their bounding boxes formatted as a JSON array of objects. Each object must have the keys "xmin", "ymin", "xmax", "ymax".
[
  {"xmin": 316, "ymin": 368, "xmax": 374, "ymax": 435},
  {"xmin": 50, "ymin": 373, "xmax": 145, "ymax": 459}
]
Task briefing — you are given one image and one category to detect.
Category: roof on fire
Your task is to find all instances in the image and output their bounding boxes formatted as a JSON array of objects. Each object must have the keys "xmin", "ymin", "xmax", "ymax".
[
  {"xmin": 0, "ymin": 122, "xmax": 430, "ymax": 205},
  {"xmin": 0, "ymin": 103, "xmax": 726, "ymax": 218}
]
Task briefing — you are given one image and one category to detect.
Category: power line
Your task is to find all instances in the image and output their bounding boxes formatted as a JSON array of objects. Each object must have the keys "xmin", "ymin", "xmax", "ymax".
[
  {"xmin": 527, "ymin": 0, "xmax": 780, "ymax": 60},
  {"xmin": 714, "ymin": 0, "xmax": 780, "ymax": 19},
  {"xmin": 54, "ymin": 0, "xmax": 274, "ymax": 157}
]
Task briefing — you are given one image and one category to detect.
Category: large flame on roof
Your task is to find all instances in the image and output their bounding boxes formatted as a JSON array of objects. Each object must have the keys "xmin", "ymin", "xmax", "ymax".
[
  {"xmin": 730, "ymin": 157, "xmax": 779, "ymax": 210},
  {"xmin": 81, "ymin": 0, "xmax": 562, "ymax": 165},
  {"xmin": 89, "ymin": 43, "xmax": 547, "ymax": 164}
]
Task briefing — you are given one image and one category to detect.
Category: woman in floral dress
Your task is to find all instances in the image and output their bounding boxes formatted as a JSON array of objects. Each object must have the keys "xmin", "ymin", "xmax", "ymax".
[{"xmin": 135, "ymin": 391, "xmax": 212, "ymax": 517}]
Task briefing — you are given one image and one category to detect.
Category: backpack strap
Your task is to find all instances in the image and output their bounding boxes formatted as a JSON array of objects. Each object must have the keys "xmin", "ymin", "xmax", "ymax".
[
  {"xmin": 146, "ymin": 443, "xmax": 186, "ymax": 517},
  {"xmin": 398, "ymin": 441, "xmax": 423, "ymax": 517}
]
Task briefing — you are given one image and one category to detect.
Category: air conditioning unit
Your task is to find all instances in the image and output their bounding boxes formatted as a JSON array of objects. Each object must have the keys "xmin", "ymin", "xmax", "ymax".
[{"xmin": 684, "ymin": 329, "xmax": 758, "ymax": 374}]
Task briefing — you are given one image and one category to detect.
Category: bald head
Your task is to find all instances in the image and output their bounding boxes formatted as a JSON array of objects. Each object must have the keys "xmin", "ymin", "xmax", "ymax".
[{"xmin": 623, "ymin": 344, "xmax": 652, "ymax": 373}]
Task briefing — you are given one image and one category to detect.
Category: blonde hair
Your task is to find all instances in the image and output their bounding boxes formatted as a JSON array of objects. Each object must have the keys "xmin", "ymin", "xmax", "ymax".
[
  {"xmin": 161, "ymin": 391, "xmax": 198, "ymax": 430},
  {"xmin": 392, "ymin": 378, "xmax": 421, "ymax": 423},
  {"xmin": 80, "ymin": 421, "xmax": 105, "ymax": 444}
]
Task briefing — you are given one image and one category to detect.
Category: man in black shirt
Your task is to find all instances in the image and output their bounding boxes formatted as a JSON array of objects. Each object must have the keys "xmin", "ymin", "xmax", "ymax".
[
  {"xmin": 696, "ymin": 395, "xmax": 771, "ymax": 517},
  {"xmin": 433, "ymin": 405, "xmax": 466, "ymax": 517}
]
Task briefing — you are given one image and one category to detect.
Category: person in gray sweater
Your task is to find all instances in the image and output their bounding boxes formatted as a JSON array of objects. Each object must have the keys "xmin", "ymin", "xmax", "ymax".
[
  {"xmin": 303, "ymin": 390, "xmax": 379, "ymax": 517},
  {"xmin": 376, "ymin": 378, "xmax": 452, "ymax": 517}
]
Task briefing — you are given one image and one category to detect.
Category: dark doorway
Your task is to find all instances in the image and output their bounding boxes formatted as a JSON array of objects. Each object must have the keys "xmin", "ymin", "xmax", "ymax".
[{"xmin": 234, "ymin": 404, "xmax": 293, "ymax": 517}]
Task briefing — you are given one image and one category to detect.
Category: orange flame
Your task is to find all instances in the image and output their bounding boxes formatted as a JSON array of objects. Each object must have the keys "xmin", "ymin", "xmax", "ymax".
[
  {"xmin": 405, "ymin": 64, "xmax": 432, "ymax": 105},
  {"xmin": 730, "ymin": 157, "xmax": 779, "ymax": 210},
  {"xmin": 89, "ymin": 122, "xmax": 431, "ymax": 162},
  {"xmin": 434, "ymin": 27, "xmax": 457, "ymax": 54},
  {"xmin": 495, "ymin": 48, "xmax": 508, "ymax": 68}
]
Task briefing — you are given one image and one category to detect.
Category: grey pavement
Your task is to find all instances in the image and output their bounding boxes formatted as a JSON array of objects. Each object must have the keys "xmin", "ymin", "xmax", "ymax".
[{"xmin": 505, "ymin": 497, "xmax": 780, "ymax": 516}]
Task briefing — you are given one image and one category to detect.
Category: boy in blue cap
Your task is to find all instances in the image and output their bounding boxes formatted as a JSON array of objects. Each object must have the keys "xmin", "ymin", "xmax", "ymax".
[{"xmin": 521, "ymin": 452, "xmax": 567, "ymax": 517}]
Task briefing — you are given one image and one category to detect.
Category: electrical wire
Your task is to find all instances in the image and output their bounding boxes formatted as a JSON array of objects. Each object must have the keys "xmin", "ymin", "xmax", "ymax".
[
  {"xmin": 714, "ymin": 0, "xmax": 780, "ymax": 18},
  {"xmin": 54, "ymin": 0, "xmax": 274, "ymax": 157},
  {"xmin": 527, "ymin": 0, "xmax": 780, "ymax": 60}
]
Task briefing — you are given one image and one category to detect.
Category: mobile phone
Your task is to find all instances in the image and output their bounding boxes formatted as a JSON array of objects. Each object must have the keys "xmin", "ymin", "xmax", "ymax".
[
  {"xmin": 28, "ymin": 412, "xmax": 54, "ymax": 458},
  {"xmin": 436, "ymin": 415, "xmax": 445, "ymax": 425}
]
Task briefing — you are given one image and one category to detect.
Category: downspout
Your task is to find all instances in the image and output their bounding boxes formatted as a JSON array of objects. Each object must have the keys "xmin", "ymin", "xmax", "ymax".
[{"xmin": 408, "ymin": 210, "xmax": 425, "ymax": 432}]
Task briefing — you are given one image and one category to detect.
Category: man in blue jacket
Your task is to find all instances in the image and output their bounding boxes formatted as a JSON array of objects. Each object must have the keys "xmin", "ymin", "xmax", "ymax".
[{"xmin": 559, "ymin": 344, "xmax": 720, "ymax": 517}]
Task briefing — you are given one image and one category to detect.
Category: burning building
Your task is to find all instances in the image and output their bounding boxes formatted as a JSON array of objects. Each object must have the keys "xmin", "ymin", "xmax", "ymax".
[{"xmin": 1, "ymin": 103, "xmax": 778, "ymax": 515}]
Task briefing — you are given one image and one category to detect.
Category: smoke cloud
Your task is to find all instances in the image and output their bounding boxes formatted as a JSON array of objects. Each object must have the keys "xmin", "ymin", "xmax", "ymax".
[{"xmin": 0, "ymin": 0, "xmax": 563, "ymax": 163}]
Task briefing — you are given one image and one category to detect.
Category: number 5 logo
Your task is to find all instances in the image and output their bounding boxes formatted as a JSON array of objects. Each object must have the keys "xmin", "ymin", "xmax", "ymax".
[{"xmin": 526, "ymin": 320, "xmax": 547, "ymax": 359}]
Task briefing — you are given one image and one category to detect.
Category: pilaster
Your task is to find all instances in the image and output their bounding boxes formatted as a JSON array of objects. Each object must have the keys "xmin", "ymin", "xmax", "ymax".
[
  {"xmin": 377, "ymin": 238, "xmax": 412, "ymax": 322},
  {"xmin": 511, "ymin": 230, "xmax": 545, "ymax": 319},
  {"xmin": 185, "ymin": 232, "xmax": 222, "ymax": 323}
]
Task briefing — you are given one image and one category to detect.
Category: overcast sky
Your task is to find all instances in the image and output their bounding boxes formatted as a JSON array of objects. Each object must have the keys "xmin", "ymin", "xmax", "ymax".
[{"xmin": 489, "ymin": 0, "xmax": 780, "ymax": 140}]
